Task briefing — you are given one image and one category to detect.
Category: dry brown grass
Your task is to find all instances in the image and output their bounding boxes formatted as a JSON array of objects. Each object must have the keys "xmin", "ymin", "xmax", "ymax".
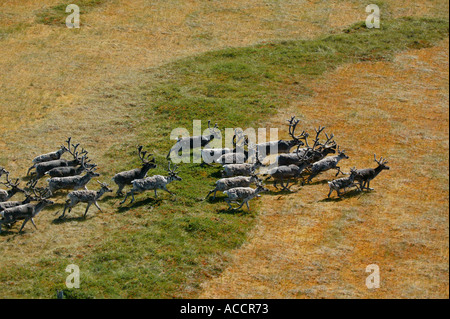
[{"xmin": 200, "ymin": 39, "xmax": 449, "ymax": 299}]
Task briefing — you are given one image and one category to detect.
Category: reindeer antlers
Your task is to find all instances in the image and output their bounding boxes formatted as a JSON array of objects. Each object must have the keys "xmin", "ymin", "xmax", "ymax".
[
  {"xmin": 167, "ymin": 161, "xmax": 180, "ymax": 175},
  {"xmin": 137, "ymin": 145, "xmax": 155, "ymax": 164},
  {"xmin": 65, "ymin": 137, "xmax": 88, "ymax": 160},
  {"xmin": 374, "ymin": 154, "xmax": 388, "ymax": 165},
  {"xmin": 0, "ymin": 174, "xmax": 20, "ymax": 188}
]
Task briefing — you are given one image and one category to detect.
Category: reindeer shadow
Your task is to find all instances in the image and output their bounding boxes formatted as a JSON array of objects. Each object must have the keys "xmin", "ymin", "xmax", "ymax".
[
  {"xmin": 217, "ymin": 207, "xmax": 252, "ymax": 215},
  {"xmin": 116, "ymin": 197, "xmax": 163, "ymax": 213},
  {"xmin": 319, "ymin": 189, "xmax": 364, "ymax": 202},
  {"xmin": 51, "ymin": 215, "xmax": 95, "ymax": 224},
  {"xmin": 210, "ymin": 170, "xmax": 224, "ymax": 179}
]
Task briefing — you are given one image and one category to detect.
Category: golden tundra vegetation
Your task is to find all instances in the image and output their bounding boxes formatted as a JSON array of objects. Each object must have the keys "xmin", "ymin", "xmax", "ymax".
[{"xmin": 0, "ymin": 0, "xmax": 448, "ymax": 298}]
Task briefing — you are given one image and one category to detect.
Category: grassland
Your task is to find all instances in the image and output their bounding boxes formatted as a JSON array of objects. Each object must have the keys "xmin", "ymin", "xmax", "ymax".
[{"xmin": 0, "ymin": 0, "xmax": 448, "ymax": 299}]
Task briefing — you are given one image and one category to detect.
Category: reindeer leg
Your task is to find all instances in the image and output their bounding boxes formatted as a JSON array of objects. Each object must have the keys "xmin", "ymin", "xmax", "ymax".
[
  {"xmin": 225, "ymin": 199, "xmax": 233, "ymax": 210},
  {"xmin": 328, "ymin": 188, "xmax": 333, "ymax": 198},
  {"xmin": 164, "ymin": 186, "xmax": 175, "ymax": 196},
  {"xmin": 83, "ymin": 203, "xmax": 92, "ymax": 218},
  {"xmin": 116, "ymin": 184, "xmax": 124, "ymax": 196},
  {"xmin": 27, "ymin": 165, "xmax": 35, "ymax": 176},
  {"xmin": 120, "ymin": 192, "xmax": 131, "ymax": 205},
  {"xmin": 367, "ymin": 180, "xmax": 374, "ymax": 191},
  {"xmin": 235, "ymin": 201, "xmax": 246, "ymax": 210},
  {"xmin": 19, "ymin": 218, "xmax": 30, "ymax": 233},
  {"xmin": 246, "ymin": 201, "xmax": 250, "ymax": 210},
  {"xmin": 335, "ymin": 167, "xmax": 342, "ymax": 177},
  {"xmin": 31, "ymin": 218, "xmax": 38, "ymax": 230},
  {"xmin": 94, "ymin": 201, "xmax": 104, "ymax": 213}
]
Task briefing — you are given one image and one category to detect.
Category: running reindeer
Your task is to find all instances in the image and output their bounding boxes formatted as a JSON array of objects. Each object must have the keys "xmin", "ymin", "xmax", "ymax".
[
  {"xmin": 27, "ymin": 144, "xmax": 69, "ymax": 176},
  {"xmin": 120, "ymin": 162, "xmax": 182, "ymax": 204},
  {"xmin": 57, "ymin": 181, "xmax": 113, "ymax": 219},
  {"xmin": 45, "ymin": 156, "xmax": 95, "ymax": 178},
  {"xmin": 354, "ymin": 155, "xmax": 390, "ymax": 191},
  {"xmin": 0, "ymin": 192, "xmax": 37, "ymax": 212},
  {"xmin": 29, "ymin": 138, "xmax": 88, "ymax": 181},
  {"xmin": 0, "ymin": 187, "xmax": 53, "ymax": 234},
  {"xmin": 216, "ymin": 130, "xmax": 254, "ymax": 165},
  {"xmin": 265, "ymin": 164, "xmax": 307, "ymax": 191},
  {"xmin": 205, "ymin": 174, "xmax": 261, "ymax": 201},
  {"xmin": 276, "ymin": 126, "xmax": 336, "ymax": 167},
  {"xmin": 0, "ymin": 175, "xmax": 26, "ymax": 202},
  {"xmin": 255, "ymin": 116, "xmax": 307, "ymax": 157},
  {"xmin": 306, "ymin": 146, "xmax": 349, "ymax": 183},
  {"xmin": 46, "ymin": 165, "xmax": 100, "ymax": 196},
  {"xmin": 327, "ymin": 167, "xmax": 360, "ymax": 198},
  {"xmin": 221, "ymin": 153, "xmax": 263, "ymax": 177},
  {"xmin": 167, "ymin": 121, "xmax": 221, "ymax": 159},
  {"xmin": 223, "ymin": 183, "xmax": 269, "ymax": 211},
  {"xmin": 112, "ymin": 146, "xmax": 156, "ymax": 196}
]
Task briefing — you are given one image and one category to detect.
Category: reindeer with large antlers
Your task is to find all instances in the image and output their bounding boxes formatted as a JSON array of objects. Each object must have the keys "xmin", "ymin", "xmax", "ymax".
[
  {"xmin": 57, "ymin": 181, "xmax": 113, "ymax": 219},
  {"xmin": 29, "ymin": 138, "xmax": 88, "ymax": 181},
  {"xmin": 120, "ymin": 162, "xmax": 182, "ymax": 204},
  {"xmin": 112, "ymin": 146, "xmax": 157, "ymax": 196},
  {"xmin": 167, "ymin": 121, "xmax": 221, "ymax": 159},
  {"xmin": 354, "ymin": 155, "xmax": 390, "ymax": 191},
  {"xmin": 0, "ymin": 175, "xmax": 26, "ymax": 202},
  {"xmin": 256, "ymin": 116, "xmax": 307, "ymax": 157},
  {"xmin": 0, "ymin": 187, "xmax": 53, "ymax": 234},
  {"xmin": 276, "ymin": 126, "xmax": 336, "ymax": 167}
]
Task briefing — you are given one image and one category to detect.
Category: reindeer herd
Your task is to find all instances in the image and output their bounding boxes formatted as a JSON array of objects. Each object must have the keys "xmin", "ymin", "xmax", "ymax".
[{"xmin": 0, "ymin": 116, "xmax": 390, "ymax": 234}]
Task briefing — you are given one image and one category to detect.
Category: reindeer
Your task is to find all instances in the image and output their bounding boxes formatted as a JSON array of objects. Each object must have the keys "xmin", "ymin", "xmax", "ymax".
[
  {"xmin": 306, "ymin": 147, "xmax": 349, "ymax": 183},
  {"xmin": 47, "ymin": 168, "xmax": 100, "ymax": 196},
  {"xmin": 0, "ymin": 175, "xmax": 26, "ymax": 202},
  {"xmin": 255, "ymin": 116, "xmax": 306, "ymax": 157},
  {"xmin": 112, "ymin": 146, "xmax": 157, "ymax": 196},
  {"xmin": 216, "ymin": 130, "xmax": 253, "ymax": 165},
  {"xmin": 29, "ymin": 139, "xmax": 87, "ymax": 181},
  {"xmin": 57, "ymin": 181, "xmax": 113, "ymax": 219},
  {"xmin": 205, "ymin": 174, "xmax": 261, "ymax": 200},
  {"xmin": 0, "ymin": 188, "xmax": 53, "ymax": 233},
  {"xmin": 167, "ymin": 121, "xmax": 221, "ymax": 159},
  {"xmin": 223, "ymin": 183, "xmax": 269, "ymax": 211},
  {"xmin": 27, "ymin": 144, "xmax": 69, "ymax": 176},
  {"xmin": 0, "ymin": 193, "xmax": 37, "ymax": 212},
  {"xmin": 222, "ymin": 155, "xmax": 263, "ymax": 177},
  {"xmin": 265, "ymin": 164, "xmax": 307, "ymax": 191},
  {"xmin": 45, "ymin": 156, "xmax": 95, "ymax": 178},
  {"xmin": 327, "ymin": 167, "xmax": 360, "ymax": 198},
  {"xmin": 354, "ymin": 155, "xmax": 390, "ymax": 191},
  {"xmin": 121, "ymin": 162, "xmax": 182, "ymax": 204},
  {"xmin": 276, "ymin": 126, "xmax": 336, "ymax": 167}
]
